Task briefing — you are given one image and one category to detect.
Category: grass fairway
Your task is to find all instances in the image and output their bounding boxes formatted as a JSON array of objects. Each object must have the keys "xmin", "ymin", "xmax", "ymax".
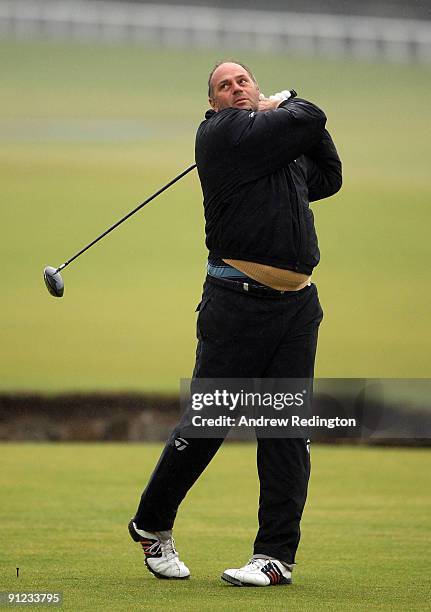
[
  {"xmin": 1, "ymin": 40, "xmax": 431, "ymax": 392},
  {"xmin": 0, "ymin": 443, "xmax": 429, "ymax": 610}
]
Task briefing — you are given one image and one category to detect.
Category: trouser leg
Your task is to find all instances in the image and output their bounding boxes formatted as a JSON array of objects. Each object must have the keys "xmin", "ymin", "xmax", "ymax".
[
  {"xmin": 134, "ymin": 280, "xmax": 270, "ymax": 531},
  {"xmin": 134, "ymin": 424, "xmax": 224, "ymax": 531},
  {"xmin": 253, "ymin": 284, "xmax": 322, "ymax": 563},
  {"xmin": 253, "ymin": 438, "xmax": 311, "ymax": 564}
]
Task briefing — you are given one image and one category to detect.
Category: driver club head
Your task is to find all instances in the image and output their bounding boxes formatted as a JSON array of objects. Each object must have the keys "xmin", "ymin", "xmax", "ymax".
[{"xmin": 44, "ymin": 266, "xmax": 64, "ymax": 298}]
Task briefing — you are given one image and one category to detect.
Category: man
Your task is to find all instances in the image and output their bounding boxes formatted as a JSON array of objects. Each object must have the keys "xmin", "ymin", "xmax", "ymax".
[{"xmin": 129, "ymin": 61, "xmax": 342, "ymax": 586}]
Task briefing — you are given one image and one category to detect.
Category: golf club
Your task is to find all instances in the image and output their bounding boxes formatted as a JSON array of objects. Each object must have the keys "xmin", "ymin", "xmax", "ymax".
[{"xmin": 43, "ymin": 163, "xmax": 197, "ymax": 298}]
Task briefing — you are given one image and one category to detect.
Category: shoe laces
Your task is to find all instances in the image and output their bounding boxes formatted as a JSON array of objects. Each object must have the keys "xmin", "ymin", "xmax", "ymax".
[
  {"xmin": 160, "ymin": 537, "xmax": 179, "ymax": 562},
  {"xmin": 246, "ymin": 558, "xmax": 268, "ymax": 571},
  {"xmin": 145, "ymin": 539, "xmax": 163, "ymax": 556}
]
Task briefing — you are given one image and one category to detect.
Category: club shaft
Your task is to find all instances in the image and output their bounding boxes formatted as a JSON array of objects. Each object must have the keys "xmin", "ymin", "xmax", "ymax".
[{"xmin": 55, "ymin": 163, "xmax": 197, "ymax": 273}]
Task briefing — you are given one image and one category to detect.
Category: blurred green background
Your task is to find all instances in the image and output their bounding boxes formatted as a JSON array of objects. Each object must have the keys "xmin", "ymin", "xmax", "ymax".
[{"xmin": 1, "ymin": 40, "xmax": 430, "ymax": 392}]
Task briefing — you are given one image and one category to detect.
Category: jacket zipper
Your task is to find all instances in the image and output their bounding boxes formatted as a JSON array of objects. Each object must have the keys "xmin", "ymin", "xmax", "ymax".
[{"xmin": 286, "ymin": 166, "xmax": 304, "ymax": 270}]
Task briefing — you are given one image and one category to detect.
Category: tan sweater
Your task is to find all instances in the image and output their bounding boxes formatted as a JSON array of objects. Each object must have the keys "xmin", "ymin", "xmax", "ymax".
[{"xmin": 223, "ymin": 259, "xmax": 311, "ymax": 291}]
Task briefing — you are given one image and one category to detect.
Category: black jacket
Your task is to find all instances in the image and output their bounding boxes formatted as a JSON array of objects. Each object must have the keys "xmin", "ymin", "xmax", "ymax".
[{"xmin": 195, "ymin": 97, "xmax": 342, "ymax": 275}]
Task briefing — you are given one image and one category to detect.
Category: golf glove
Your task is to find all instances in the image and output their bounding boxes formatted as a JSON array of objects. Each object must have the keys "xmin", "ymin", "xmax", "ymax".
[
  {"xmin": 269, "ymin": 90, "xmax": 294, "ymax": 102},
  {"xmin": 259, "ymin": 90, "xmax": 294, "ymax": 102}
]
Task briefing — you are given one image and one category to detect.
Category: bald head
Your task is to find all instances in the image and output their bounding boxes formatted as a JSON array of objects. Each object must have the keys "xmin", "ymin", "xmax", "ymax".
[
  {"xmin": 208, "ymin": 61, "xmax": 260, "ymax": 113},
  {"xmin": 208, "ymin": 61, "xmax": 257, "ymax": 97}
]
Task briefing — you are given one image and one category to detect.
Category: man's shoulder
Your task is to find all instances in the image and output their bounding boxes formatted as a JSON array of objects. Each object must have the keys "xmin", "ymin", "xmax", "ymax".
[
  {"xmin": 197, "ymin": 108, "xmax": 252, "ymax": 140},
  {"xmin": 201, "ymin": 107, "xmax": 252, "ymax": 125}
]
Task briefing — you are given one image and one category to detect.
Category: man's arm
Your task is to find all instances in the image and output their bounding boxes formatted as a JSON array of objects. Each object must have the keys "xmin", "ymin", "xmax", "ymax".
[
  {"xmin": 299, "ymin": 129, "xmax": 342, "ymax": 201},
  {"xmin": 231, "ymin": 98, "xmax": 327, "ymax": 181}
]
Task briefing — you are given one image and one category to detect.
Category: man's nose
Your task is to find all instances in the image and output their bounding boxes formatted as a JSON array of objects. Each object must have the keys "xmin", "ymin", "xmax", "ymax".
[{"xmin": 233, "ymin": 83, "xmax": 243, "ymax": 93}]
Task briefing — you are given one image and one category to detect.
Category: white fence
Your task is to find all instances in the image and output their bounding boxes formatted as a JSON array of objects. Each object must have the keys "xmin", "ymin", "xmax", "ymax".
[{"xmin": 1, "ymin": 0, "xmax": 431, "ymax": 62}]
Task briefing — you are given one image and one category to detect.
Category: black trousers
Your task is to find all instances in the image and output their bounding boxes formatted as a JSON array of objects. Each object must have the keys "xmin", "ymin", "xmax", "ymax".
[{"xmin": 134, "ymin": 276, "xmax": 323, "ymax": 564}]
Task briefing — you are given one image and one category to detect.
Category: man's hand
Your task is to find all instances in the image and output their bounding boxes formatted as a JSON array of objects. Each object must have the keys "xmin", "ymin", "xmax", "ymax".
[
  {"xmin": 258, "ymin": 90, "xmax": 295, "ymax": 111},
  {"xmin": 258, "ymin": 95, "xmax": 282, "ymax": 111}
]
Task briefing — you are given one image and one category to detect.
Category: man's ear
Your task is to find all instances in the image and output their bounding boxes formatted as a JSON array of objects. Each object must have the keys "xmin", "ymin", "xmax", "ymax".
[{"xmin": 209, "ymin": 97, "xmax": 218, "ymax": 112}]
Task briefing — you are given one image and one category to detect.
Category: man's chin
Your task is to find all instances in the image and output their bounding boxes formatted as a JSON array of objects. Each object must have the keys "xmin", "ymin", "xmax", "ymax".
[{"xmin": 233, "ymin": 99, "xmax": 253, "ymax": 110}]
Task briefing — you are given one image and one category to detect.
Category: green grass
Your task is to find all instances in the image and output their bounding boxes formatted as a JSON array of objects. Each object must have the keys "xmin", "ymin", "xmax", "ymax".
[
  {"xmin": 1, "ymin": 40, "xmax": 431, "ymax": 391},
  {"xmin": 0, "ymin": 443, "xmax": 429, "ymax": 610}
]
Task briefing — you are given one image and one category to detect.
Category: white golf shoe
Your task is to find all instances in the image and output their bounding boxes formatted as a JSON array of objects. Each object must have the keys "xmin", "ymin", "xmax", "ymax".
[
  {"xmin": 128, "ymin": 520, "xmax": 190, "ymax": 579},
  {"xmin": 222, "ymin": 557, "xmax": 293, "ymax": 586}
]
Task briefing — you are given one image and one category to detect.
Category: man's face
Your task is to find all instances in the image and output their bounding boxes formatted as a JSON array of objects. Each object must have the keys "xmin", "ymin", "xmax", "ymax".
[{"xmin": 209, "ymin": 62, "xmax": 260, "ymax": 112}]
